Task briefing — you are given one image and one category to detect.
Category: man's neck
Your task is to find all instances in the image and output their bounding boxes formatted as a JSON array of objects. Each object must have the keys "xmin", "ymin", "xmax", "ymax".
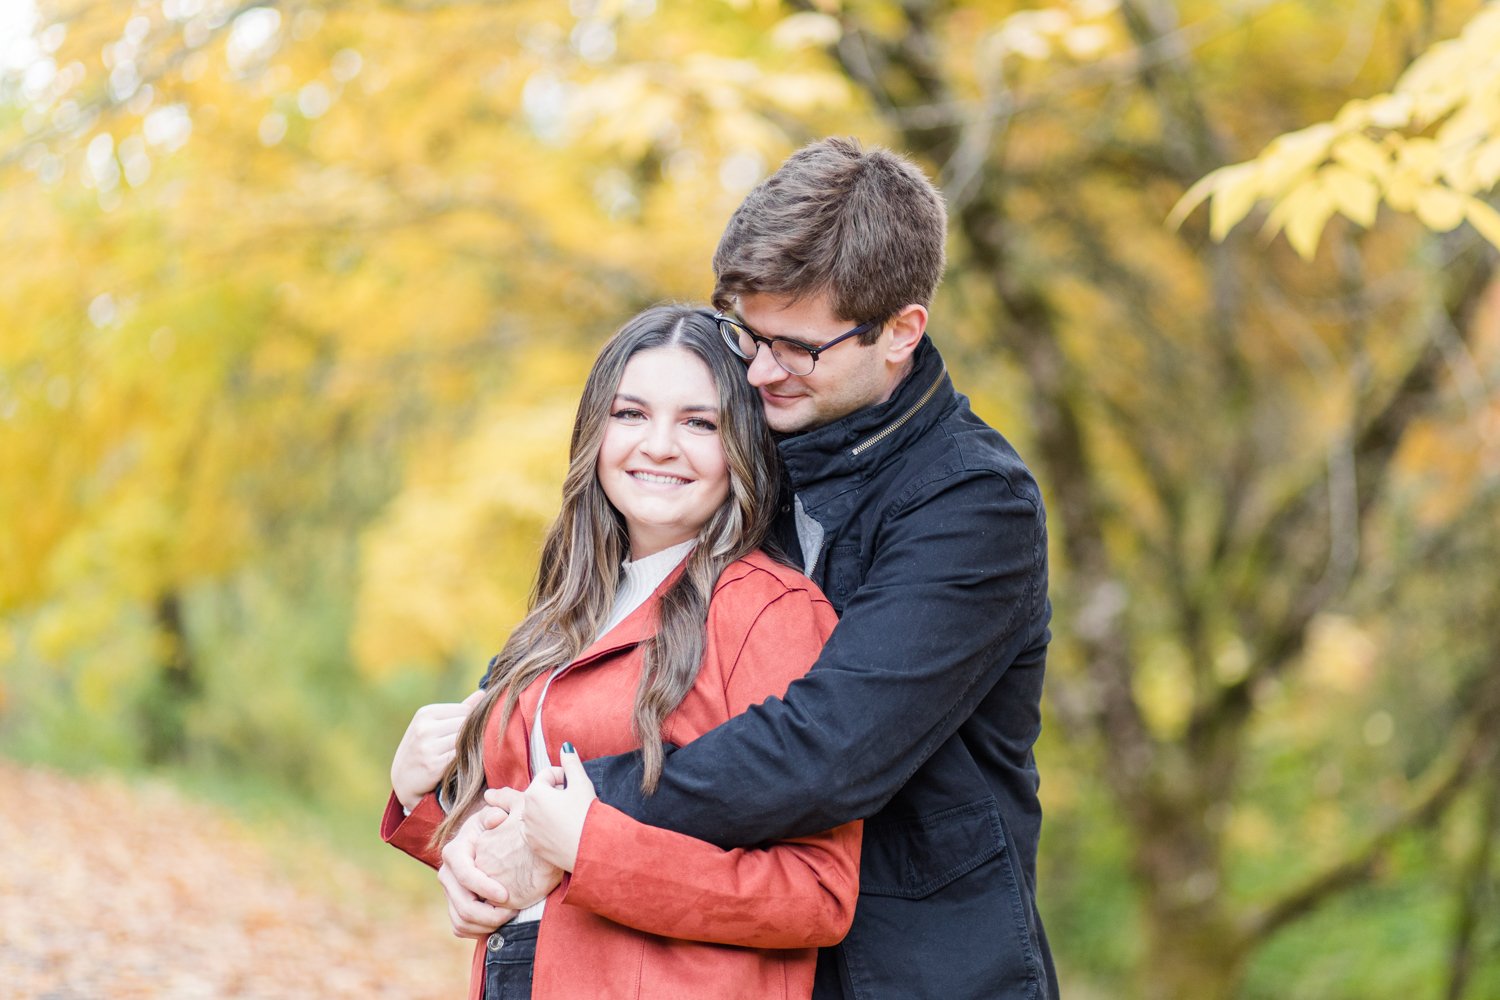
[{"xmin": 874, "ymin": 357, "xmax": 918, "ymax": 407}]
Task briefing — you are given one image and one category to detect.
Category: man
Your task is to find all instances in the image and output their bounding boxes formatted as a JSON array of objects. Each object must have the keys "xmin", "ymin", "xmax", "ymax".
[{"xmin": 452, "ymin": 136, "xmax": 1056, "ymax": 999}]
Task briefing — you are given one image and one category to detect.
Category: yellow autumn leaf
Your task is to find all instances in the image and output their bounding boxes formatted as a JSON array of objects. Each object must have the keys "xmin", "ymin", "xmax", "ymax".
[
  {"xmin": 1331, "ymin": 133, "xmax": 1393, "ymax": 183},
  {"xmin": 770, "ymin": 11, "xmax": 842, "ymax": 50},
  {"xmin": 1165, "ymin": 166, "xmax": 1221, "ymax": 232},
  {"xmin": 1331, "ymin": 97, "xmax": 1373, "ymax": 132},
  {"xmin": 1209, "ymin": 161, "xmax": 1262, "ymax": 241},
  {"xmin": 1320, "ymin": 164, "xmax": 1379, "ymax": 227},
  {"xmin": 753, "ymin": 71, "xmax": 851, "ymax": 114},
  {"xmin": 1265, "ymin": 179, "xmax": 1337, "ymax": 260},
  {"xmin": 1472, "ymin": 139, "xmax": 1500, "ymax": 188},
  {"xmin": 1061, "ymin": 24, "xmax": 1113, "ymax": 59},
  {"xmin": 1364, "ymin": 93, "xmax": 1414, "ymax": 129},
  {"xmin": 1384, "ymin": 166, "xmax": 1422, "ymax": 212},
  {"xmin": 1413, "ymin": 185, "xmax": 1468, "ymax": 231},
  {"xmin": 1464, "ymin": 198, "xmax": 1500, "ymax": 248},
  {"xmin": 1255, "ymin": 123, "xmax": 1338, "ymax": 194},
  {"xmin": 1396, "ymin": 137, "xmax": 1443, "ymax": 180}
]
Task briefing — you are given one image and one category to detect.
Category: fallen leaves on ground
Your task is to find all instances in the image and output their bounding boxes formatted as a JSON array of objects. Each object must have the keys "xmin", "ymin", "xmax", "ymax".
[{"xmin": 0, "ymin": 760, "xmax": 472, "ymax": 999}]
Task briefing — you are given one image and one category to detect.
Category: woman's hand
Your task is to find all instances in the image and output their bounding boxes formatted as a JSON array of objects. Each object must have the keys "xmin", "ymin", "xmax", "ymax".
[
  {"xmin": 390, "ymin": 688, "xmax": 485, "ymax": 812},
  {"xmin": 521, "ymin": 743, "xmax": 596, "ymax": 872}
]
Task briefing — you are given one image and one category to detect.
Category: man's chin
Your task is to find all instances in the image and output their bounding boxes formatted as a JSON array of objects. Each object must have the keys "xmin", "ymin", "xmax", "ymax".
[{"xmin": 764, "ymin": 412, "xmax": 813, "ymax": 436}]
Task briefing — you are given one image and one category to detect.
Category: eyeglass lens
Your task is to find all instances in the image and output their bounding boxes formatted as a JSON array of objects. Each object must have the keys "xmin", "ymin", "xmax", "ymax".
[{"xmin": 725, "ymin": 322, "xmax": 816, "ymax": 376}]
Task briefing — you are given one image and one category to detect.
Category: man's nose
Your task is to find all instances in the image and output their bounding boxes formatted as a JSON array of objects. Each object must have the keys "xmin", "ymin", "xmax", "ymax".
[{"xmin": 746, "ymin": 343, "xmax": 787, "ymax": 387}]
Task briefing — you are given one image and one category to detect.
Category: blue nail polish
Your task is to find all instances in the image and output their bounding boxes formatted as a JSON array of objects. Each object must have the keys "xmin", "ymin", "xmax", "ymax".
[{"xmin": 562, "ymin": 741, "xmax": 575, "ymax": 754}]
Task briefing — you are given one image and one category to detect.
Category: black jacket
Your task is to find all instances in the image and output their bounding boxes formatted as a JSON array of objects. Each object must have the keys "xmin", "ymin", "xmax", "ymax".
[{"xmin": 587, "ymin": 336, "xmax": 1057, "ymax": 1000}]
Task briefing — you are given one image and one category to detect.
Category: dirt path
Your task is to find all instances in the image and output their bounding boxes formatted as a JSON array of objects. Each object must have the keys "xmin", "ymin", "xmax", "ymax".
[{"xmin": 0, "ymin": 761, "xmax": 472, "ymax": 998}]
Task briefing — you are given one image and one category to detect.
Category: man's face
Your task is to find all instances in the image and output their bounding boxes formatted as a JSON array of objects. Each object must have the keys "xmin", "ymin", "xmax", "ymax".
[{"xmin": 733, "ymin": 292, "xmax": 899, "ymax": 435}]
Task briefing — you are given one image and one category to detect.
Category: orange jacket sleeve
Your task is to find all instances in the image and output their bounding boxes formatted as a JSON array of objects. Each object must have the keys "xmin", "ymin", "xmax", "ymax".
[
  {"xmin": 380, "ymin": 790, "xmax": 445, "ymax": 869},
  {"xmin": 560, "ymin": 582, "xmax": 862, "ymax": 948}
]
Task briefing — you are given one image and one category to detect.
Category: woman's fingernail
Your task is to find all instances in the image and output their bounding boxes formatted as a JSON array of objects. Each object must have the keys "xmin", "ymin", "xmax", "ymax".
[{"xmin": 561, "ymin": 741, "xmax": 575, "ymax": 754}]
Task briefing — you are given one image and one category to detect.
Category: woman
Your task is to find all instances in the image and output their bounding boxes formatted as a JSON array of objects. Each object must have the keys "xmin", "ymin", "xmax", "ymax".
[{"xmin": 380, "ymin": 305, "xmax": 861, "ymax": 1000}]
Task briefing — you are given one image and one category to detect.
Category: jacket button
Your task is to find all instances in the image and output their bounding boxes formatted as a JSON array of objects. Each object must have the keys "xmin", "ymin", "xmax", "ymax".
[{"xmin": 487, "ymin": 932, "xmax": 505, "ymax": 952}]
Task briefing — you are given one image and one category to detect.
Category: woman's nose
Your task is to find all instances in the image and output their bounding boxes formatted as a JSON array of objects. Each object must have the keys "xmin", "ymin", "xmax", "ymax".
[{"xmin": 638, "ymin": 421, "xmax": 680, "ymax": 460}]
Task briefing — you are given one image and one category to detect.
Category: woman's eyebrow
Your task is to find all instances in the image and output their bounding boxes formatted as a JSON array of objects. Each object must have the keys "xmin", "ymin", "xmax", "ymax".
[{"xmin": 615, "ymin": 393, "xmax": 718, "ymax": 414}]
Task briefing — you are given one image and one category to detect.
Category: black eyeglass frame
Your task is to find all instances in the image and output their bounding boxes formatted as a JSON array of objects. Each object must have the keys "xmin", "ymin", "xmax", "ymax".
[{"xmin": 714, "ymin": 311, "xmax": 882, "ymax": 376}]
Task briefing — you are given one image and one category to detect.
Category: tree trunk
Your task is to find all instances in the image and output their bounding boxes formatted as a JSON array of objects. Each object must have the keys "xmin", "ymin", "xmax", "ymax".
[
  {"xmin": 140, "ymin": 590, "xmax": 199, "ymax": 764},
  {"xmin": 1138, "ymin": 899, "xmax": 1246, "ymax": 1000},
  {"xmin": 1132, "ymin": 800, "xmax": 1247, "ymax": 1000}
]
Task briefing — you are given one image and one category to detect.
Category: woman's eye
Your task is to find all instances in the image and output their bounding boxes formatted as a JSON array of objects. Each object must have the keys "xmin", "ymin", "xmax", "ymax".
[
  {"xmin": 686, "ymin": 417, "xmax": 718, "ymax": 432},
  {"xmin": 611, "ymin": 408, "xmax": 645, "ymax": 421}
]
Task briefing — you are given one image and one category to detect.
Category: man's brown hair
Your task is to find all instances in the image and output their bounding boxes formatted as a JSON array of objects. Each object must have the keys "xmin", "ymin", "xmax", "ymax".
[{"xmin": 711, "ymin": 136, "xmax": 946, "ymax": 341}]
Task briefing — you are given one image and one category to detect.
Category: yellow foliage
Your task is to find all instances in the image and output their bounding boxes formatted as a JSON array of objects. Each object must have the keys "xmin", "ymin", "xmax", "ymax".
[
  {"xmin": 1412, "ymin": 185, "xmax": 1469, "ymax": 231},
  {"xmin": 2, "ymin": 0, "xmax": 845, "ymax": 671},
  {"xmin": 1132, "ymin": 642, "xmax": 1192, "ymax": 740},
  {"xmin": 1302, "ymin": 614, "xmax": 1378, "ymax": 696},
  {"xmin": 1224, "ymin": 805, "xmax": 1277, "ymax": 858},
  {"xmin": 1265, "ymin": 178, "xmax": 1336, "ymax": 260},
  {"xmin": 1320, "ymin": 164, "xmax": 1380, "ymax": 227},
  {"xmin": 1330, "ymin": 133, "xmax": 1393, "ymax": 183},
  {"xmin": 1173, "ymin": 0, "xmax": 1500, "ymax": 256},
  {"xmin": 351, "ymin": 345, "xmax": 590, "ymax": 678},
  {"xmin": 771, "ymin": 12, "xmax": 843, "ymax": 50}
]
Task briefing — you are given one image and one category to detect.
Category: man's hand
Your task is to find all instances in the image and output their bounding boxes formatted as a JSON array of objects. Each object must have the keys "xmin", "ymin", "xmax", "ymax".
[
  {"xmin": 438, "ymin": 805, "xmax": 516, "ymax": 938},
  {"xmin": 521, "ymin": 743, "xmax": 597, "ymax": 872},
  {"xmin": 391, "ymin": 688, "xmax": 485, "ymax": 812},
  {"xmin": 472, "ymin": 788, "xmax": 564, "ymax": 908}
]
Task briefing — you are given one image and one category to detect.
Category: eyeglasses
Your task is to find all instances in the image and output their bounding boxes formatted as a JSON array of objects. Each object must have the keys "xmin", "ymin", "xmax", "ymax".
[{"xmin": 714, "ymin": 311, "xmax": 881, "ymax": 377}]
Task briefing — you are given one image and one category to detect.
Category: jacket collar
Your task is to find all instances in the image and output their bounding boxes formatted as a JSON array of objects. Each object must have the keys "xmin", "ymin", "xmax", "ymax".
[
  {"xmin": 777, "ymin": 335, "xmax": 953, "ymax": 504},
  {"xmin": 566, "ymin": 557, "xmax": 686, "ymax": 668}
]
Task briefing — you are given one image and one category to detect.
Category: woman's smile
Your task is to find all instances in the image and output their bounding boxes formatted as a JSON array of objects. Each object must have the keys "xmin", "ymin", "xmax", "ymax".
[{"xmin": 629, "ymin": 469, "xmax": 694, "ymax": 486}]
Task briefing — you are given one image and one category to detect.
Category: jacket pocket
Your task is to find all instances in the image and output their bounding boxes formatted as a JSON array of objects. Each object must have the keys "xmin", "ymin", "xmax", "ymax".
[{"xmin": 858, "ymin": 797, "xmax": 1006, "ymax": 898}]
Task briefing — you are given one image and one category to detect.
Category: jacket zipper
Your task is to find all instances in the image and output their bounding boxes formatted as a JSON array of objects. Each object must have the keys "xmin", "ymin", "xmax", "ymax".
[{"xmin": 850, "ymin": 367, "xmax": 946, "ymax": 458}]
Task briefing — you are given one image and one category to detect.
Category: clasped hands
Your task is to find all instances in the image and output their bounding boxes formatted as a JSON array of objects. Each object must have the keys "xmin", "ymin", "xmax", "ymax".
[{"xmin": 438, "ymin": 745, "xmax": 597, "ymax": 939}]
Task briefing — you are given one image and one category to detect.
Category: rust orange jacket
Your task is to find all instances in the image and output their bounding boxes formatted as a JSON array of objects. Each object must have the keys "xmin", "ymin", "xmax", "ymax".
[{"xmin": 381, "ymin": 550, "xmax": 862, "ymax": 1000}]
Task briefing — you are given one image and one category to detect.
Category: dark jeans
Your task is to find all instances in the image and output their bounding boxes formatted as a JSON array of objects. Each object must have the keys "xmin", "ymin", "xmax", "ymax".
[{"xmin": 483, "ymin": 918, "xmax": 538, "ymax": 1000}]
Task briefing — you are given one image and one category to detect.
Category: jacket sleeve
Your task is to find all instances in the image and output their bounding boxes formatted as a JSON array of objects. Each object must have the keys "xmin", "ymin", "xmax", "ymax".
[
  {"xmin": 380, "ymin": 790, "xmax": 445, "ymax": 869},
  {"xmin": 584, "ymin": 469, "xmax": 1048, "ymax": 846},
  {"xmin": 559, "ymin": 585, "xmax": 862, "ymax": 947},
  {"xmin": 379, "ymin": 662, "xmax": 495, "ymax": 868}
]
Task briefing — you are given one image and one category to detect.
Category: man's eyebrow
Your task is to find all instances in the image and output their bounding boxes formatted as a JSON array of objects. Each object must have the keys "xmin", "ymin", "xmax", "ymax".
[{"xmin": 732, "ymin": 315, "xmax": 817, "ymax": 349}]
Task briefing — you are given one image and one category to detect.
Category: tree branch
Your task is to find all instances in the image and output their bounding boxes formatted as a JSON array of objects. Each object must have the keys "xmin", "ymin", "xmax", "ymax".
[
  {"xmin": 1240, "ymin": 666, "xmax": 1500, "ymax": 945},
  {"xmin": 1195, "ymin": 239, "xmax": 1497, "ymax": 740}
]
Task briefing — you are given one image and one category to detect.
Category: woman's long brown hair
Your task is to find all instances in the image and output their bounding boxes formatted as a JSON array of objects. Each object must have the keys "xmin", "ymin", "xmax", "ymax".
[{"xmin": 433, "ymin": 306, "xmax": 780, "ymax": 844}]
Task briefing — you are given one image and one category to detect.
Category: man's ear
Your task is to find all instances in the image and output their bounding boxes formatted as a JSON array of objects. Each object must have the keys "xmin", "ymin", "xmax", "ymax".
[{"xmin": 884, "ymin": 304, "xmax": 928, "ymax": 365}]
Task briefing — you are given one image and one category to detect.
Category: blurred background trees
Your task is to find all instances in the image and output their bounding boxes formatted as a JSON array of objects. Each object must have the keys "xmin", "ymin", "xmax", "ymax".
[{"xmin": 2, "ymin": 1, "xmax": 1497, "ymax": 997}]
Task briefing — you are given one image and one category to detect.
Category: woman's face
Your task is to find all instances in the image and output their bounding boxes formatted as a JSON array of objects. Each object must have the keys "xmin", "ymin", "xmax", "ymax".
[{"xmin": 597, "ymin": 346, "xmax": 732, "ymax": 559}]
